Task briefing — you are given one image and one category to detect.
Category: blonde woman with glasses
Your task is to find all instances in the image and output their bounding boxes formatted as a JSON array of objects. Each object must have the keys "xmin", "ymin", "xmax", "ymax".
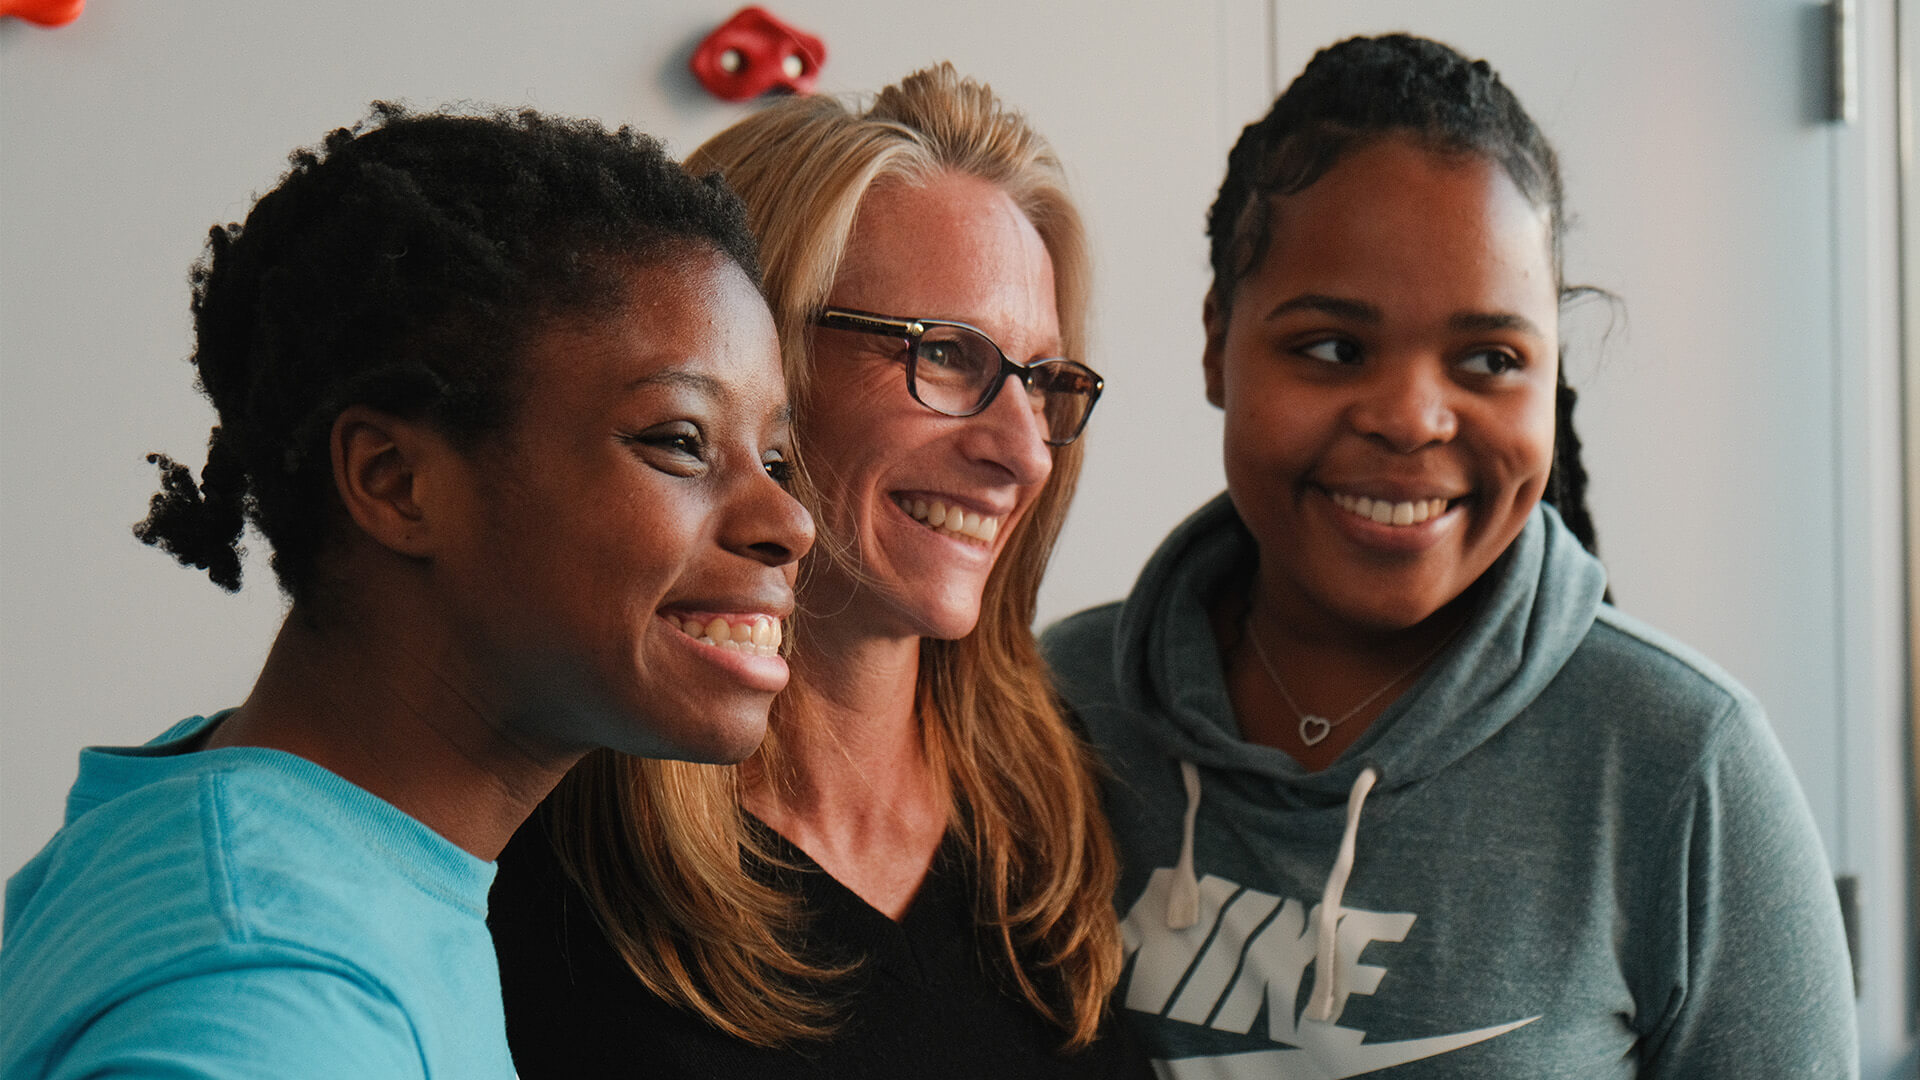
[{"xmin": 487, "ymin": 65, "xmax": 1151, "ymax": 1078}]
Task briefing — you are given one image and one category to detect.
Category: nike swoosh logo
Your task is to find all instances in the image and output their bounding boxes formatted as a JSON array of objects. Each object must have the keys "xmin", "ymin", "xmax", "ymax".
[{"xmin": 1158, "ymin": 1016, "xmax": 1540, "ymax": 1079}]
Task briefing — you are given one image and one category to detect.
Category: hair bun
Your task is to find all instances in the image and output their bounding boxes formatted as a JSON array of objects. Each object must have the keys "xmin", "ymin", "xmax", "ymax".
[{"xmin": 132, "ymin": 426, "xmax": 247, "ymax": 591}]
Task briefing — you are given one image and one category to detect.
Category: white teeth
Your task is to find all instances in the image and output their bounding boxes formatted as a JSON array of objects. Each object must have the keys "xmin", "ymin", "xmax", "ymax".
[
  {"xmin": 1331, "ymin": 492, "xmax": 1450, "ymax": 527},
  {"xmin": 672, "ymin": 614, "xmax": 783, "ymax": 657},
  {"xmin": 895, "ymin": 496, "xmax": 1001, "ymax": 542}
]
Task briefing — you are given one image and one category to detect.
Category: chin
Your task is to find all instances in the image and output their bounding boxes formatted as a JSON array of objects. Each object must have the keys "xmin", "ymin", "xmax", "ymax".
[
  {"xmin": 913, "ymin": 600, "xmax": 987, "ymax": 642},
  {"xmin": 674, "ymin": 731, "xmax": 769, "ymax": 766},
  {"xmin": 1330, "ymin": 591, "xmax": 1456, "ymax": 635},
  {"xmin": 605, "ymin": 702, "xmax": 772, "ymax": 765}
]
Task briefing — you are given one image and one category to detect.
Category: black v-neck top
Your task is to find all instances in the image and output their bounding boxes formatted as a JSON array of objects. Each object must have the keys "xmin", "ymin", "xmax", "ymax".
[{"xmin": 488, "ymin": 812, "xmax": 1152, "ymax": 1079}]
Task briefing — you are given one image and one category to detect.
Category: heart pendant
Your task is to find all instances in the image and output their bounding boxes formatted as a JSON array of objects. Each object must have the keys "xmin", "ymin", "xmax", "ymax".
[{"xmin": 1299, "ymin": 715, "xmax": 1333, "ymax": 747}]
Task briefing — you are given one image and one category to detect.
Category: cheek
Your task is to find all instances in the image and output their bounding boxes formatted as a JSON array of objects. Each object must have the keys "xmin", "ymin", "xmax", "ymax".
[
  {"xmin": 1509, "ymin": 391, "xmax": 1559, "ymax": 482},
  {"xmin": 802, "ymin": 379, "xmax": 894, "ymax": 479},
  {"xmin": 1473, "ymin": 392, "xmax": 1558, "ymax": 517},
  {"xmin": 798, "ymin": 437, "xmax": 871, "ymax": 539},
  {"xmin": 579, "ymin": 489, "xmax": 700, "ymax": 590},
  {"xmin": 1222, "ymin": 385, "xmax": 1318, "ymax": 475}
]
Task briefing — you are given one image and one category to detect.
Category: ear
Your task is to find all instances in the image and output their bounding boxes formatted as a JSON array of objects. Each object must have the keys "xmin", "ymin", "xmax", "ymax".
[
  {"xmin": 1201, "ymin": 286, "xmax": 1228, "ymax": 409},
  {"xmin": 329, "ymin": 405, "xmax": 462, "ymax": 559}
]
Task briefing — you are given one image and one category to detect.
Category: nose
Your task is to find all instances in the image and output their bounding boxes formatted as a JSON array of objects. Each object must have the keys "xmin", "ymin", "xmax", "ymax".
[
  {"xmin": 724, "ymin": 467, "xmax": 816, "ymax": 569},
  {"xmin": 962, "ymin": 371, "xmax": 1055, "ymax": 488},
  {"xmin": 1350, "ymin": 359, "xmax": 1458, "ymax": 453}
]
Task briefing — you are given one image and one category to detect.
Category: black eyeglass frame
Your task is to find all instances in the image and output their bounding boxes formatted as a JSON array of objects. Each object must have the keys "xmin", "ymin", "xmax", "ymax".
[{"xmin": 812, "ymin": 307, "xmax": 1104, "ymax": 446}]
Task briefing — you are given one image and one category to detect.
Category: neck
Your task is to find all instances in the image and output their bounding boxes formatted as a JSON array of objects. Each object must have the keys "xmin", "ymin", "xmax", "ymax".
[
  {"xmin": 1217, "ymin": 578, "xmax": 1471, "ymax": 771},
  {"xmin": 203, "ymin": 602, "xmax": 574, "ymax": 861},
  {"xmin": 744, "ymin": 618, "xmax": 948, "ymax": 920}
]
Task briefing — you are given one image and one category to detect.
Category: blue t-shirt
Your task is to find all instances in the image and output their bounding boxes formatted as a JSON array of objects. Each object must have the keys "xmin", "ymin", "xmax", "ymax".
[{"xmin": 2, "ymin": 714, "xmax": 516, "ymax": 1079}]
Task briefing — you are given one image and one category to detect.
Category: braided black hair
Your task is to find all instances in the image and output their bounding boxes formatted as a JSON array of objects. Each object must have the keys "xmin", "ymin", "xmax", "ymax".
[
  {"xmin": 1207, "ymin": 34, "xmax": 1604, "ymax": 557},
  {"xmin": 135, "ymin": 103, "xmax": 762, "ymax": 602}
]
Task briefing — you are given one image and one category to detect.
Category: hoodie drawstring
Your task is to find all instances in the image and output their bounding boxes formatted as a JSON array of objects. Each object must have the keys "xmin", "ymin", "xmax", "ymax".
[
  {"xmin": 1166, "ymin": 760, "xmax": 1383, "ymax": 1022},
  {"xmin": 1304, "ymin": 764, "xmax": 1380, "ymax": 1022},
  {"xmin": 1167, "ymin": 759, "xmax": 1203, "ymax": 929}
]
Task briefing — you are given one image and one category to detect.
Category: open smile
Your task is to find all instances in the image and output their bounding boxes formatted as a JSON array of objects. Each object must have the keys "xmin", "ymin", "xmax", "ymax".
[
  {"xmin": 1326, "ymin": 490, "xmax": 1461, "ymax": 527},
  {"xmin": 892, "ymin": 494, "xmax": 1002, "ymax": 544},
  {"xmin": 661, "ymin": 611, "xmax": 784, "ymax": 657}
]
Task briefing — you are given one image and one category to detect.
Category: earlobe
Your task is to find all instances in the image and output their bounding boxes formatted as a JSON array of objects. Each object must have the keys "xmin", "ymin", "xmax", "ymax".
[
  {"xmin": 1201, "ymin": 287, "xmax": 1227, "ymax": 409},
  {"xmin": 330, "ymin": 405, "xmax": 451, "ymax": 559}
]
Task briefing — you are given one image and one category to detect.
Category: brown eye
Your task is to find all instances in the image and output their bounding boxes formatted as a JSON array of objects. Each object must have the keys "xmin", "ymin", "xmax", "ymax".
[
  {"xmin": 917, "ymin": 339, "xmax": 963, "ymax": 370},
  {"xmin": 622, "ymin": 422, "xmax": 707, "ymax": 473},
  {"xmin": 763, "ymin": 449, "xmax": 794, "ymax": 488},
  {"xmin": 1458, "ymin": 348, "xmax": 1523, "ymax": 375},
  {"xmin": 1301, "ymin": 338, "xmax": 1361, "ymax": 365}
]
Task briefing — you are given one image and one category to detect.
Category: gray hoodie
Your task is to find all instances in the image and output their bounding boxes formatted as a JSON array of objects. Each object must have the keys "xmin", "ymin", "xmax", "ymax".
[{"xmin": 1043, "ymin": 493, "xmax": 1857, "ymax": 1078}]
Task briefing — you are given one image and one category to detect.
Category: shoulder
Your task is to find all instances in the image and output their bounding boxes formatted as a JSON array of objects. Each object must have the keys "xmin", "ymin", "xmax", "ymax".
[
  {"xmin": 2, "ymin": 774, "xmax": 426, "ymax": 1077},
  {"xmin": 5, "ymin": 752, "xmax": 500, "ymax": 1079},
  {"xmin": 1510, "ymin": 605, "xmax": 1818, "ymax": 850},
  {"xmin": 1565, "ymin": 618, "xmax": 1858, "ymax": 1072},
  {"xmin": 1040, "ymin": 602, "xmax": 1147, "ymax": 755},
  {"xmin": 6, "ymin": 764, "xmax": 240, "ymax": 965},
  {"xmin": 4, "ymin": 754, "xmax": 372, "ymax": 986},
  {"xmin": 1545, "ymin": 605, "xmax": 1766, "ymax": 757},
  {"xmin": 1548, "ymin": 607, "xmax": 1833, "ymax": 897},
  {"xmin": 1584, "ymin": 606, "xmax": 1755, "ymax": 708},
  {"xmin": 1039, "ymin": 601, "xmax": 1124, "ymax": 701},
  {"xmin": 10, "ymin": 962, "xmax": 428, "ymax": 1079}
]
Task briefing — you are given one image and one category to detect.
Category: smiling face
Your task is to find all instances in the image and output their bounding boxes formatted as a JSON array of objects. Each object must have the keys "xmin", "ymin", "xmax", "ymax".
[
  {"xmin": 801, "ymin": 171, "xmax": 1058, "ymax": 643},
  {"xmin": 1205, "ymin": 136, "xmax": 1559, "ymax": 639},
  {"xmin": 436, "ymin": 251, "xmax": 813, "ymax": 763}
]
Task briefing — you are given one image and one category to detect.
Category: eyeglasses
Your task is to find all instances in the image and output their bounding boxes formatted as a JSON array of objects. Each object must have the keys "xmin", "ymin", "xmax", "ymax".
[{"xmin": 813, "ymin": 308, "xmax": 1104, "ymax": 446}]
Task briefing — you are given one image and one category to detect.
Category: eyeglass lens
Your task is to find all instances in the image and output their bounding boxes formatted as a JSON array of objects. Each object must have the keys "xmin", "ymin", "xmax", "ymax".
[{"xmin": 909, "ymin": 325, "xmax": 1096, "ymax": 443}]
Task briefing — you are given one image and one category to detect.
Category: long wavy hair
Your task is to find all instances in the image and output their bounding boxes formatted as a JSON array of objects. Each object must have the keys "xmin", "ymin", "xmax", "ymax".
[{"xmin": 542, "ymin": 64, "xmax": 1122, "ymax": 1048}]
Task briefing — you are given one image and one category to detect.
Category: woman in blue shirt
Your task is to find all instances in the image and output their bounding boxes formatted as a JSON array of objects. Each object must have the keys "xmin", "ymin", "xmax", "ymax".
[{"xmin": 1, "ymin": 103, "xmax": 812, "ymax": 1079}]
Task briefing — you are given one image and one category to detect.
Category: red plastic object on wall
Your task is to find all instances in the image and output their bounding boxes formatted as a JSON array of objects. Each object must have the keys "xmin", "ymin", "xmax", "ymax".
[
  {"xmin": 689, "ymin": 7, "xmax": 825, "ymax": 102},
  {"xmin": 1, "ymin": 0, "xmax": 84, "ymax": 26}
]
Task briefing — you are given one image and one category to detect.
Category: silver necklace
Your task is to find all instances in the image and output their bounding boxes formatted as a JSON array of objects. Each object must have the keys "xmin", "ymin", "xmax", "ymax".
[{"xmin": 1242, "ymin": 616, "xmax": 1463, "ymax": 748}]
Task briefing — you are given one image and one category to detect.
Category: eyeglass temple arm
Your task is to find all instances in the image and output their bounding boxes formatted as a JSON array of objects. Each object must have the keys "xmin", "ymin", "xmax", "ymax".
[{"xmin": 818, "ymin": 309, "xmax": 922, "ymax": 336}]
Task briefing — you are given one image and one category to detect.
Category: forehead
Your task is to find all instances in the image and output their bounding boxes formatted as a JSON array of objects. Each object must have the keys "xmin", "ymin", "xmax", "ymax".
[
  {"xmin": 1248, "ymin": 137, "xmax": 1556, "ymax": 321},
  {"xmin": 511, "ymin": 255, "xmax": 784, "ymax": 421},
  {"xmin": 829, "ymin": 171, "xmax": 1059, "ymax": 348}
]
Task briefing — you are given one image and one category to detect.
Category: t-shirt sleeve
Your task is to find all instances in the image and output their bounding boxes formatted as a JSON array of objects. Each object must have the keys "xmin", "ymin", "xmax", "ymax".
[
  {"xmin": 1637, "ymin": 701, "xmax": 1859, "ymax": 1078},
  {"xmin": 46, "ymin": 964, "xmax": 425, "ymax": 1080}
]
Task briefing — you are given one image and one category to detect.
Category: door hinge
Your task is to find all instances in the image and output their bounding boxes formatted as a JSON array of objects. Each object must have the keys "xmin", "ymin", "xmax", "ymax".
[{"xmin": 1831, "ymin": 0, "xmax": 1859, "ymax": 124}]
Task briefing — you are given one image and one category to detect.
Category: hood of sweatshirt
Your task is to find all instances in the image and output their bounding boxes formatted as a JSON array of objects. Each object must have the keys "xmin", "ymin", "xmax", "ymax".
[
  {"xmin": 1097, "ymin": 492, "xmax": 1608, "ymax": 1024},
  {"xmin": 1110, "ymin": 492, "xmax": 1608, "ymax": 806}
]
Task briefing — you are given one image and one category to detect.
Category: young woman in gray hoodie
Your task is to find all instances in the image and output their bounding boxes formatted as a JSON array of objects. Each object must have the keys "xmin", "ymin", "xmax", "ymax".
[{"xmin": 1044, "ymin": 33, "xmax": 1857, "ymax": 1079}]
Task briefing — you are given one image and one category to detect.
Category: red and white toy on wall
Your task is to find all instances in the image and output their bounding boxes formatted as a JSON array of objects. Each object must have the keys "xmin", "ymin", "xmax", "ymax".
[
  {"xmin": 1, "ymin": 0, "xmax": 84, "ymax": 26},
  {"xmin": 689, "ymin": 6, "xmax": 825, "ymax": 102}
]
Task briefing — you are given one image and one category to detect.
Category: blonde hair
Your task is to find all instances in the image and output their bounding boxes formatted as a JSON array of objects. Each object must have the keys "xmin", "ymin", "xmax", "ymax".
[{"xmin": 544, "ymin": 64, "xmax": 1120, "ymax": 1048}]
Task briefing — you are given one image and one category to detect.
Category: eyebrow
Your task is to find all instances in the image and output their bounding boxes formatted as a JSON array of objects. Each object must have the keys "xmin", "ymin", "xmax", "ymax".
[
  {"xmin": 625, "ymin": 369, "xmax": 725, "ymax": 396},
  {"xmin": 1447, "ymin": 311, "xmax": 1546, "ymax": 338},
  {"xmin": 1265, "ymin": 294, "xmax": 1380, "ymax": 323},
  {"xmin": 627, "ymin": 369, "xmax": 795, "ymax": 426},
  {"xmin": 1264, "ymin": 294, "xmax": 1545, "ymax": 338}
]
